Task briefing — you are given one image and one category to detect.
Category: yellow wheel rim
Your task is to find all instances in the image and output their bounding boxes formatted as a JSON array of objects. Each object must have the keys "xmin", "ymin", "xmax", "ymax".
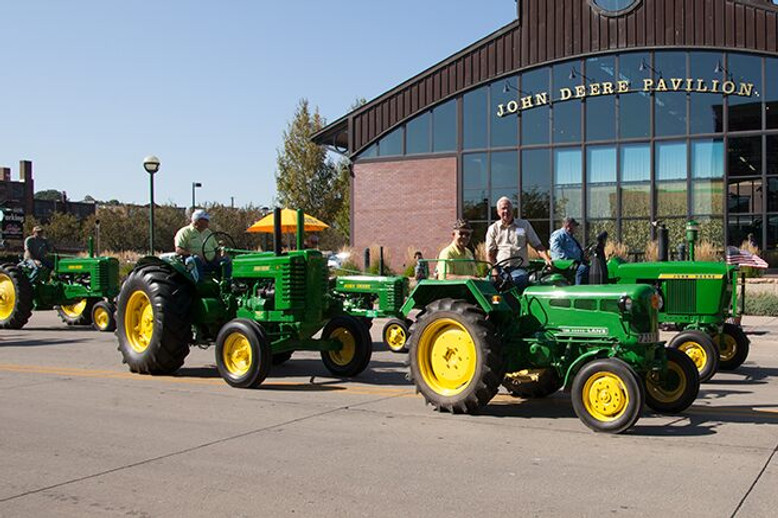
[
  {"xmin": 94, "ymin": 306, "xmax": 110, "ymax": 330},
  {"xmin": 61, "ymin": 299, "xmax": 87, "ymax": 318},
  {"xmin": 646, "ymin": 361, "xmax": 687, "ymax": 403},
  {"xmin": 222, "ymin": 332, "xmax": 253, "ymax": 377},
  {"xmin": 416, "ymin": 318, "xmax": 477, "ymax": 396},
  {"xmin": 716, "ymin": 333, "xmax": 738, "ymax": 363},
  {"xmin": 124, "ymin": 291, "xmax": 154, "ymax": 353},
  {"xmin": 678, "ymin": 341, "xmax": 708, "ymax": 372},
  {"xmin": 582, "ymin": 371, "xmax": 629, "ymax": 422},
  {"xmin": 0, "ymin": 273, "xmax": 16, "ymax": 321},
  {"xmin": 328, "ymin": 327, "xmax": 356, "ymax": 366},
  {"xmin": 385, "ymin": 323, "xmax": 407, "ymax": 351}
]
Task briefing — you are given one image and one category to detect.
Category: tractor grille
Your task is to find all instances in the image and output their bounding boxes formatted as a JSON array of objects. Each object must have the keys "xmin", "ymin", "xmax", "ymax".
[
  {"xmin": 665, "ymin": 279, "xmax": 696, "ymax": 314},
  {"xmin": 283, "ymin": 260, "xmax": 307, "ymax": 308}
]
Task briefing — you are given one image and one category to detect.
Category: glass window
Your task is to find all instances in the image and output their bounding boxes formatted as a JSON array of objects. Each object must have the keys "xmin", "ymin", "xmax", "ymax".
[
  {"xmin": 620, "ymin": 143, "xmax": 651, "ymax": 218},
  {"xmin": 690, "ymin": 51, "xmax": 724, "ymax": 134},
  {"xmin": 697, "ymin": 216, "xmax": 725, "ymax": 248},
  {"xmin": 585, "ymin": 56, "xmax": 617, "ymax": 142},
  {"xmin": 378, "ymin": 127, "xmax": 403, "ymax": 156},
  {"xmin": 767, "ymin": 177, "xmax": 778, "ymax": 213},
  {"xmin": 728, "ymin": 216, "xmax": 762, "ymax": 248},
  {"xmin": 521, "ymin": 68, "xmax": 551, "ymax": 146},
  {"xmin": 766, "ymin": 58, "xmax": 778, "ymax": 129},
  {"xmin": 432, "ymin": 99, "xmax": 457, "ymax": 152},
  {"xmin": 587, "ymin": 146, "xmax": 618, "ymax": 219},
  {"xmin": 463, "ymin": 190, "xmax": 489, "ymax": 221},
  {"xmin": 521, "ymin": 148, "xmax": 551, "ymax": 219},
  {"xmin": 767, "ymin": 135, "xmax": 778, "ymax": 176},
  {"xmin": 727, "ymin": 53, "xmax": 762, "ymax": 132},
  {"xmin": 728, "ymin": 136, "xmax": 762, "ymax": 177},
  {"xmin": 359, "ymin": 144, "xmax": 377, "ymax": 159},
  {"xmin": 592, "ymin": 0, "xmax": 640, "ymax": 12},
  {"xmin": 553, "ymin": 63, "xmax": 582, "ymax": 143},
  {"xmin": 463, "ymin": 87, "xmax": 488, "ymax": 150},
  {"xmin": 406, "ymin": 111, "xmax": 431, "ymax": 155},
  {"xmin": 618, "ymin": 53, "xmax": 650, "ymax": 139},
  {"xmin": 728, "ymin": 178, "xmax": 764, "ymax": 214},
  {"xmin": 656, "ymin": 141, "xmax": 688, "ymax": 217},
  {"xmin": 654, "ymin": 51, "xmax": 688, "ymax": 137},
  {"xmin": 621, "ymin": 219, "xmax": 651, "ymax": 253},
  {"xmin": 491, "ymin": 79, "xmax": 518, "ymax": 148},
  {"xmin": 587, "ymin": 220, "xmax": 617, "ymax": 246},
  {"xmin": 491, "ymin": 151, "xmax": 518, "ymax": 220},
  {"xmin": 463, "ymin": 153, "xmax": 489, "ymax": 221},
  {"xmin": 554, "ymin": 148, "xmax": 582, "ymax": 219},
  {"xmin": 692, "ymin": 139, "xmax": 724, "ymax": 215}
]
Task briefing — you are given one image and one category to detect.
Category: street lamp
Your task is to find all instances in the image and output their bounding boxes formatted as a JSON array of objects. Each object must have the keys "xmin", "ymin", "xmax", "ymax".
[
  {"xmin": 192, "ymin": 182, "xmax": 202, "ymax": 211},
  {"xmin": 143, "ymin": 155, "xmax": 160, "ymax": 254}
]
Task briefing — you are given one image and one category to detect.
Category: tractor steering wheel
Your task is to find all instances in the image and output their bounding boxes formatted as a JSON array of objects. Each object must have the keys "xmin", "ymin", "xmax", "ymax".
[
  {"xmin": 489, "ymin": 256, "xmax": 525, "ymax": 292},
  {"xmin": 201, "ymin": 231, "xmax": 237, "ymax": 264}
]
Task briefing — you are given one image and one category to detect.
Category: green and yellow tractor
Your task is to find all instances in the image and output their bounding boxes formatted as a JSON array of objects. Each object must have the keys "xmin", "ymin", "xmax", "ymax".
[
  {"xmin": 0, "ymin": 241, "xmax": 120, "ymax": 332},
  {"xmin": 115, "ymin": 209, "xmax": 382, "ymax": 388},
  {"xmin": 405, "ymin": 257, "xmax": 700, "ymax": 434}
]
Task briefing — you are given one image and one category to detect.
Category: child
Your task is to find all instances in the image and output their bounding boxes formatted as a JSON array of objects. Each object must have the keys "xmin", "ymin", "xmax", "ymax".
[{"xmin": 413, "ymin": 251, "xmax": 429, "ymax": 281}]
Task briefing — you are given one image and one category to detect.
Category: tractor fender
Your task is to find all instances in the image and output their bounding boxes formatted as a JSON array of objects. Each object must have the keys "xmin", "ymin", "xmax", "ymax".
[
  {"xmin": 562, "ymin": 349, "xmax": 612, "ymax": 389},
  {"xmin": 135, "ymin": 255, "xmax": 196, "ymax": 284},
  {"xmin": 400, "ymin": 279, "xmax": 511, "ymax": 316}
]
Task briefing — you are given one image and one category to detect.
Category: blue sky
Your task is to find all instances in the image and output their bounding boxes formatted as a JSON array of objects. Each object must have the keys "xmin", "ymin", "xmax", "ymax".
[{"xmin": 0, "ymin": 1, "xmax": 517, "ymax": 208}]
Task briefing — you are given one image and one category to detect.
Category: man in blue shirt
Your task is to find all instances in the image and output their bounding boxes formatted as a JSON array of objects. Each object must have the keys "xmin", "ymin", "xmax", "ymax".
[{"xmin": 549, "ymin": 217, "xmax": 589, "ymax": 285}]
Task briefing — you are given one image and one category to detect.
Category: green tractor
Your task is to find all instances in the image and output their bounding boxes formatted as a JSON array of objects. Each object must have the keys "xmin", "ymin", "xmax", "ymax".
[
  {"xmin": 115, "ymin": 209, "xmax": 374, "ymax": 388},
  {"xmin": 606, "ymin": 220, "xmax": 749, "ymax": 381},
  {"xmin": 0, "ymin": 241, "xmax": 120, "ymax": 332},
  {"xmin": 333, "ymin": 275, "xmax": 410, "ymax": 353},
  {"xmin": 405, "ymin": 258, "xmax": 700, "ymax": 434}
]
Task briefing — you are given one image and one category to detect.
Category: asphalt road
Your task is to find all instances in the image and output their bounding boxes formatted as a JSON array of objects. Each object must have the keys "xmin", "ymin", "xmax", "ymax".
[{"xmin": 1, "ymin": 312, "xmax": 777, "ymax": 517}]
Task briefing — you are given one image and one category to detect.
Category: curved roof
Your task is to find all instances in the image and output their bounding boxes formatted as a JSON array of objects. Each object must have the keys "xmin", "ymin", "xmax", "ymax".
[{"xmin": 313, "ymin": 0, "xmax": 778, "ymax": 155}]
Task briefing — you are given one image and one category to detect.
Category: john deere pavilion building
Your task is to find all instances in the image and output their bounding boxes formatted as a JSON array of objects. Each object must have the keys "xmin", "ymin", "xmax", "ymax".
[{"xmin": 314, "ymin": 0, "xmax": 778, "ymax": 266}]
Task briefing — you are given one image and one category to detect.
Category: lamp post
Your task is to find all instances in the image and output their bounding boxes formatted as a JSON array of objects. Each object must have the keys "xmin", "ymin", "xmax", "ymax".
[
  {"xmin": 143, "ymin": 155, "xmax": 160, "ymax": 254},
  {"xmin": 191, "ymin": 181, "xmax": 202, "ymax": 211}
]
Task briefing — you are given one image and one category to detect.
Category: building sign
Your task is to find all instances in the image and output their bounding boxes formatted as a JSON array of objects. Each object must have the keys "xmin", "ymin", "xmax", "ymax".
[
  {"xmin": 0, "ymin": 206, "xmax": 25, "ymax": 248},
  {"xmin": 496, "ymin": 77, "xmax": 756, "ymax": 118}
]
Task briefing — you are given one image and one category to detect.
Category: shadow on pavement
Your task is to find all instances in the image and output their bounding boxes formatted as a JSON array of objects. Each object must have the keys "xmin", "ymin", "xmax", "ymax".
[{"xmin": 0, "ymin": 337, "xmax": 87, "ymax": 347}]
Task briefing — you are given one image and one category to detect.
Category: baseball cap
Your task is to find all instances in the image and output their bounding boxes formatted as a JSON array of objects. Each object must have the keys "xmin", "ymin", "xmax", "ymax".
[
  {"xmin": 563, "ymin": 216, "xmax": 579, "ymax": 227},
  {"xmin": 191, "ymin": 209, "xmax": 210, "ymax": 223},
  {"xmin": 453, "ymin": 218, "xmax": 473, "ymax": 232}
]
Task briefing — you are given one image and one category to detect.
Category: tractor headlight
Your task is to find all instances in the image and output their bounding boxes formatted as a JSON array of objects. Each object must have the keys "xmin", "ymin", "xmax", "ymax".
[
  {"xmin": 651, "ymin": 292, "xmax": 664, "ymax": 311},
  {"xmin": 618, "ymin": 295, "xmax": 633, "ymax": 313}
]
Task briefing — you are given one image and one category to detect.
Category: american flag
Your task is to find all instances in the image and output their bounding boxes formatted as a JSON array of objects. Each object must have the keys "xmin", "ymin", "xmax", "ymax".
[{"xmin": 725, "ymin": 246, "xmax": 769, "ymax": 268}]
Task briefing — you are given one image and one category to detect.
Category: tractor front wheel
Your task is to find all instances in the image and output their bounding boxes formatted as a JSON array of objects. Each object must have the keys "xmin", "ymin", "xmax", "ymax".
[
  {"xmin": 0, "ymin": 264, "xmax": 34, "ymax": 330},
  {"xmin": 383, "ymin": 318, "xmax": 411, "ymax": 353},
  {"xmin": 116, "ymin": 265, "xmax": 193, "ymax": 374},
  {"xmin": 571, "ymin": 358, "xmax": 644, "ymax": 434},
  {"xmin": 321, "ymin": 316, "xmax": 373, "ymax": 377},
  {"xmin": 215, "ymin": 319, "xmax": 272, "ymax": 388},
  {"xmin": 91, "ymin": 300, "xmax": 116, "ymax": 332},
  {"xmin": 716, "ymin": 323, "xmax": 750, "ymax": 370},
  {"xmin": 56, "ymin": 298, "xmax": 96, "ymax": 326},
  {"xmin": 408, "ymin": 298, "xmax": 504, "ymax": 414},
  {"xmin": 668, "ymin": 330, "xmax": 719, "ymax": 383},
  {"xmin": 644, "ymin": 348, "xmax": 700, "ymax": 414}
]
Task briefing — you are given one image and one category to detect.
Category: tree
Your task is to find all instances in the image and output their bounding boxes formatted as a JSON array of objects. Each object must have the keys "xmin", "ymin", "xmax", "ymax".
[
  {"xmin": 275, "ymin": 99, "xmax": 346, "ymax": 240},
  {"xmin": 34, "ymin": 189, "xmax": 64, "ymax": 201}
]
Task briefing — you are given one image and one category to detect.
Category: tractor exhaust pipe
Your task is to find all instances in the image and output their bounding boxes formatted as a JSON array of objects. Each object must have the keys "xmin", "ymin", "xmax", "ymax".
[
  {"xmin": 296, "ymin": 209, "xmax": 304, "ymax": 251},
  {"xmin": 273, "ymin": 207, "xmax": 282, "ymax": 256}
]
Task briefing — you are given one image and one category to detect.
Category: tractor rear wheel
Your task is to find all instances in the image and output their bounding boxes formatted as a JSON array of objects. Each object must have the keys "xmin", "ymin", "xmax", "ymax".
[
  {"xmin": 215, "ymin": 319, "xmax": 272, "ymax": 388},
  {"xmin": 668, "ymin": 330, "xmax": 719, "ymax": 383},
  {"xmin": 91, "ymin": 300, "xmax": 116, "ymax": 332},
  {"xmin": 0, "ymin": 264, "xmax": 34, "ymax": 330},
  {"xmin": 383, "ymin": 318, "xmax": 411, "ymax": 353},
  {"xmin": 408, "ymin": 298, "xmax": 504, "ymax": 414},
  {"xmin": 503, "ymin": 368, "xmax": 563, "ymax": 399},
  {"xmin": 644, "ymin": 348, "xmax": 700, "ymax": 414},
  {"xmin": 716, "ymin": 323, "xmax": 750, "ymax": 370},
  {"xmin": 571, "ymin": 358, "xmax": 643, "ymax": 434},
  {"xmin": 320, "ymin": 316, "xmax": 373, "ymax": 377},
  {"xmin": 56, "ymin": 298, "xmax": 95, "ymax": 326},
  {"xmin": 116, "ymin": 264, "xmax": 193, "ymax": 375}
]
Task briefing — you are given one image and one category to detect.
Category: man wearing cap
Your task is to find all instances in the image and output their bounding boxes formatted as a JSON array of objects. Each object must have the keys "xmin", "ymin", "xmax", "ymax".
[
  {"xmin": 24, "ymin": 225, "xmax": 54, "ymax": 281},
  {"xmin": 486, "ymin": 196, "xmax": 552, "ymax": 290},
  {"xmin": 174, "ymin": 209, "xmax": 224, "ymax": 281},
  {"xmin": 549, "ymin": 216, "xmax": 589, "ymax": 285},
  {"xmin": 436, "ymin": 219, "xmax": 477, "ymax": 280}
]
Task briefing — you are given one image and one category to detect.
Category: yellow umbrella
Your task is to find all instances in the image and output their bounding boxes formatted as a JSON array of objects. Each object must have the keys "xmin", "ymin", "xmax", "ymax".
[{"xmin": 246, "ymin": 208, "xmax": 329, "ymax": 234}]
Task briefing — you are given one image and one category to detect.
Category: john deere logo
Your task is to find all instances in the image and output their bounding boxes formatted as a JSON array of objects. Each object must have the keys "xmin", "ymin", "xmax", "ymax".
[
  {"xmin": 66, "ymin": 265, "xmax": 84, "ymax": 270},
  {"xmin": 559, "ymin": 327, "xmax": 609, "ymax": 336},
  {"xmin": 253, "ymin": 266, "xmax": 271, "ymax": 272},
  {"xmin": 659, "ymin": 274, "xmax": 723, "ymax": 280}
]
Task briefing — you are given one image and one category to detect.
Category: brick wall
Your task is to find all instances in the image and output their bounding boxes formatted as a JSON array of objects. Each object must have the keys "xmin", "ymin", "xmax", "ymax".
[{"xmin": 353, "ymin": 156, "xmax": 457, "ymax": 271}]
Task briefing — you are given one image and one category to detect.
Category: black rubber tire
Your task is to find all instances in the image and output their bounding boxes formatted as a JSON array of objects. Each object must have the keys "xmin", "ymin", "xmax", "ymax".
[
  {"xmin": 215, "ymin": 319, "xmax": 272, "ymax": 388},
  {"xmin": 644, "ymin": 348, "xmax": 700, "ymax": 414},
  {"xmin": 667, "ymin": 329, "xmax": 720, "ymax": 383},
  {"xmin": 382, "ymin": 317, "xmax": 411, "ymax": 353},
  {"xmin": 56, "ymin": 298, "xmax": 96, "ymax": 326},
  {"xmin": 571, "ymin": 358, "xmax": 644, "ymax": 434},
  {"xmin": 408, "ymin": 298, "xmax": 505, "ymax": 414},
  {"xmin": 716, "ymin": 323, "xmax": 750, "ymax": 371},
  {"xmin": 0, "ymin": 263, "xmax": 34, "ymax": 330},
  {"xmin": 91, "ymin": 300, "xmax": 117, "ymax": 332},
  {"xmin": 272, "ymin": 351, "xmax": 294, "ymax": 366},
  {"xmin": 320, "ymin": 315, "xmax": 373, "ymax": 377},
  {"xmin": 503, "ymin": 368, "xmax": 563, "ymax": 399},
  {"xmin": 116, "ymin": 264, "xmax": 193, "ymax": 375}
]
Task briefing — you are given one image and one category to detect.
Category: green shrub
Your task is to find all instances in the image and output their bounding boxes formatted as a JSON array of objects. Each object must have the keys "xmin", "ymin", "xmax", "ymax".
[
  {"xmin": 742, "ymin": 292, "xmax": 778, "ymax": 316},
  {"xmin": 333, "ymin": 259, "xmax": 362, "ymax": 276},
  {"xmin": 366, "ymin": 258, "xmax": 394, "ymax": 276}
]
